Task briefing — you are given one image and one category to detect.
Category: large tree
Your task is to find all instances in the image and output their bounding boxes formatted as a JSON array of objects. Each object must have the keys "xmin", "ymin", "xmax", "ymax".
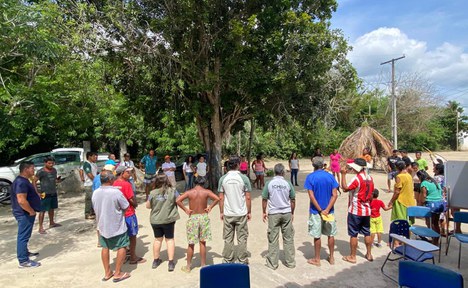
[{"xmin": 85, "ymin": 0, "xmax": 355, "ymax": 187}]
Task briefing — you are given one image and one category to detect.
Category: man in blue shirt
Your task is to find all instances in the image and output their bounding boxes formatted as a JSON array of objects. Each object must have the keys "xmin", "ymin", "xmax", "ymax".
[
  {"xmin": 139, "ymin": 149, "xmax": 158, "ymax": 200},
  {"xmin": 11, "ymin": 161, "xmax": 42, "ymax": 268},
  {"xmin": 304, "ymin": 157, "xmax": 339, "ymax": 266}
]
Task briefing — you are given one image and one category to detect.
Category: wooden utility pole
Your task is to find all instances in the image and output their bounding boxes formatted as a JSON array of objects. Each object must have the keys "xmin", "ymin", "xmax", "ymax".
[{"xmin": 381, "ymin": 55, "xmax": 405, "ymax": 149}]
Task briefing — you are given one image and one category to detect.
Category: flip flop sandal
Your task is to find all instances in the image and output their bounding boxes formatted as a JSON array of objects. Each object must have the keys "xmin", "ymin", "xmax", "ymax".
[
  {"xmin": 101, "ymin": 272, "xmax": 114, "ymax": 282},
  {"xmin": 129, "ymin": 257, "xmax": 146, "ymax": 264},
  {"xmin": 113, "ymin": 272, "xmax": 131, "ymax": 283}
]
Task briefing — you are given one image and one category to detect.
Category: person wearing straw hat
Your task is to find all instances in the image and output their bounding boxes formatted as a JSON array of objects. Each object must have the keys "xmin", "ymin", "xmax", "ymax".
[{"xmin": 340, "ymin": 158, "xmax": 375, "ymax": 263}]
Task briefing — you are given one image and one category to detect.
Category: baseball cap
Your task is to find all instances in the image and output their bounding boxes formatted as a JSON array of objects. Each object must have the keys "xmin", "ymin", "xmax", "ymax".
[
  {"xmin": 347, "ymin": 158, "xmax": 367, "ymax": 172},
  {"xmin": 103, "ymin": 164, "xmax": 115, "ymax": 171},
  {"xmin": 115, "ymin": 165, "xmax": 133, "ymax": 174}
]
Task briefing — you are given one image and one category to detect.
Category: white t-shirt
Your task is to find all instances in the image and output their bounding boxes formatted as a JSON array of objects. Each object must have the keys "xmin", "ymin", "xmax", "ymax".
[
  {"xmin": 120, "ymin": 160, "xmax": 135, "ymax": 168},
  {"xmin": 197, "ymin": 162, "xmax": 207, "ymax": 176},
  {"xmin": 218, "ymin": 171, "xmax": 252, "ymax": 216},
  {"xmin": 162, "ymin": 162, "xmax": 176, "ymax": 177},
  {"xmin": 92, "ymin": 186, "xmax": 129, "ymax": 238},
  {"xmin": 290, "ymin": 159, "xmax": 299, "ymax": 169},
  {"xmin": 183, "ymin": 162, "xmax": 193, "ymax": 173}
]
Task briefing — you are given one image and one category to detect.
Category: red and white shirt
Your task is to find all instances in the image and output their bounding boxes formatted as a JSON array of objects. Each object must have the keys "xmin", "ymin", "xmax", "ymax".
[{"xmin": 347, "ymin": 172, "xmax": 374, "ymax": 216}]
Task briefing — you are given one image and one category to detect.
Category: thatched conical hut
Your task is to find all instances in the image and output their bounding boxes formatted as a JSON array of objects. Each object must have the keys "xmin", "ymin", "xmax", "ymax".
[{"xmin": 339, "ymin": 124, "xmax": 393, "ymax": 171}]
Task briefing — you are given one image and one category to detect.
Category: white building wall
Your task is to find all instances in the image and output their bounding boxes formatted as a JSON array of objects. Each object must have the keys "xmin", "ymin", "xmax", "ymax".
[{"xmin": 460, "ymin": 131, "xmax": 468, "ymax": 151}]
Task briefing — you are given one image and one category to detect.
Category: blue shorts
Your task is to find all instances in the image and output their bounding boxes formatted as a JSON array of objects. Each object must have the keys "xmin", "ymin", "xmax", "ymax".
[
  {"xmin": 425, "ymin": 200, "xmax": 445, "ymax": 214},
  {"xmin": 347, "ymin": 213, "xmax": 371, "ymax": 237},
  {"xmin": 125, "ymin": 214, "xmax": 139, "ymax": 237},
  {"xmin": 387, "ymin": 171, "xmax": 397, "ymax": 180},
  {"xmin": 255, "ymin": 171, "xmax": 264, "ymax": 176}
]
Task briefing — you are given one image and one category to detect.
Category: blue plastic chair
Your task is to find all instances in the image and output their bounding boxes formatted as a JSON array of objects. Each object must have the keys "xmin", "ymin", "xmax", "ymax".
[
  {"xmin": 445, "ymin": 211, "xmax": 468, "ymax": 269},
  {"xmin": 381, "ymin": 220, "xmax": 435, "ymax": 282},
  {"xmin": 398, "ymin": 261, "xmax": 464, "ymax": 288},
  {"xmin": 407, "ymin": 206, "xmax": 441, "ymax": 261},
  {"xmin": 200, "ymin": 263, "xmax": 250, "ymax": 288},
  {"xmin": 407, "ymin": 206, "xmax": 439, "ymax": 236}
]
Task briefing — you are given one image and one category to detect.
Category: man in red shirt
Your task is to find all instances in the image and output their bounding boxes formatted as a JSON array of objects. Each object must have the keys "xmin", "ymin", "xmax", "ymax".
[
  {"xmin": 114, "ymin": 166, "xmax": 146, "ymax": 265},
  {"xmin": 340, "ymin": 158, "xmax": 375, "ymax": 264}
]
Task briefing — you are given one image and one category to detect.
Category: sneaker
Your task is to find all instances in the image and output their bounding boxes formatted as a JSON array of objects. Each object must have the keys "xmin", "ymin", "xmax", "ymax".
[
  {"xmin": 28, "ymin": 252, "xmax": 39, "ymax": 257},
  {"xmin": 152, "ymin": 258, "xmax": 162, "ymax": 269},
  {"xmin": 374, "ymin": 243, "xmax": 382, "ymax": 248},
  {"xmin": 19, "ymin": 260, "xmax": 41, "ymax": 268},
  {"xmin": 168, "ymin": 260, "xmax": 175, "ymax": 272}
]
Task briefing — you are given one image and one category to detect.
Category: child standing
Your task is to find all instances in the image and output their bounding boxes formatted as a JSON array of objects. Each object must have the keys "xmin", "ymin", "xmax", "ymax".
[
  {"xmin": 370, "ymin": 189, "xmax": 391, "ymax": 247},
  {"xmin": 252, "ymin": 154, "xmax": 267, "ymax": 189}
]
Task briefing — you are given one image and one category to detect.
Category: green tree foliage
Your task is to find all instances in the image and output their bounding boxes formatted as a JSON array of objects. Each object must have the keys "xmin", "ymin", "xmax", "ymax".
[
  {"xmin": 86, "ymin": 0, "xmax": 356, "ymax": 186},
  {"xmin": 437, "ymin": 101, "xmax": 468, "ymax": 150},
  {"xmin": 2, "ymin": 0, "xmax": 466, "ymax": 170},
  {"xmin": 0, "ymin": 1, "xmax": 93, "ymax": 161}
]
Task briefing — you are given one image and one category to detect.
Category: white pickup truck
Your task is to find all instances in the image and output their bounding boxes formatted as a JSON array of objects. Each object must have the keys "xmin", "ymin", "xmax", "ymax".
[{"xmin": 0, "ymin": 148, "xmax": 85, "ymax": 203}]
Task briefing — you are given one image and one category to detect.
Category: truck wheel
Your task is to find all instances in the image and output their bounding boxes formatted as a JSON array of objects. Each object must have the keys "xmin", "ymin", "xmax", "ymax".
[{"xmin": 0, "ymin": 180, "xmax": 11, "ymax": 204}]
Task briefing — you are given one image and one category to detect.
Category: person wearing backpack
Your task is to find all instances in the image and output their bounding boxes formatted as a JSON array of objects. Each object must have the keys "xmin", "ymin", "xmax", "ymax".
[{"xmin": 340, "ymin": 158, "xmax": 375, "ymax": 264}]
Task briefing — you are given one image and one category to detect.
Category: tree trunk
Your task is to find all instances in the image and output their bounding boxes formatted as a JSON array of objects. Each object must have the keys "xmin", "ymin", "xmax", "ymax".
[
  {"xmin": 119, "ymin": 140, "xmax": 127, "ymax": 161},
  {"xmin": 196, "ymin": 107, "xmax": 223, "ymax": 191},
  {"xmin": 237, "ymin": 131, "xmax": 241, "ymax": 156},
  {"xmin": 246, "ymin": 119, "xmax": 255, "ymax": 179}
]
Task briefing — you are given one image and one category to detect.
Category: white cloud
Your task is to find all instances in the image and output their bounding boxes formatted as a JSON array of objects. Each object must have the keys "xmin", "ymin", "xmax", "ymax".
[
  {"xmin": 348, "ymin": 27, "xmax": 468, "ymax": 87},
  {"xmin": 348, "ymin": 27, "xmax": 468, "ymax": 105}
]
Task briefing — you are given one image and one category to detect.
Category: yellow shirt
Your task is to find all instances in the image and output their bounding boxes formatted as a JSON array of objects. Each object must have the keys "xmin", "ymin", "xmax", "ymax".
[{"xmin": 395, "ymin": 172, "xmax": 415, "ymax": 207}]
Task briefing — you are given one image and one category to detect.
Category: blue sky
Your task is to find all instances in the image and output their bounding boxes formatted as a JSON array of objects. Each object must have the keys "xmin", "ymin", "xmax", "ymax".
[{"xmin": 331, "ymin": 0, "xmax": 468, "ymax": 110}]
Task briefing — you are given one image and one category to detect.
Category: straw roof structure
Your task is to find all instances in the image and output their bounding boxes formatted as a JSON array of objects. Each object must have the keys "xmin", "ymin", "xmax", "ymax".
[{"xmin": 339, "ymin": 124, "xmax": 393, "ymax": 171}]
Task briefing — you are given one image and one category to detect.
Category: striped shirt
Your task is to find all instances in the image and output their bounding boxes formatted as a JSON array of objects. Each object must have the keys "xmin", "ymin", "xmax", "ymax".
[{"xmin": 347, "ymin": 172, "xmax": 374, "ymax": 216}]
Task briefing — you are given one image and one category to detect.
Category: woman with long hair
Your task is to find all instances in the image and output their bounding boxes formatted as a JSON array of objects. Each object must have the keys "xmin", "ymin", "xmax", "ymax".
[
  {"xmin": 417, "ymin": 170, "xmax": 444, "ymax": 245},
  {"xmin": 146, "ymin": 173, "xmax": 180, "ymax": 271},
  {"xmin": 183, "ymin": 155, "xmax": 195, "ymax": 191},
  {"xmin": 329, "ymin": 149, "xmax": 342, "ymax": 183},
  {"xmin": 252, "ymin": 154, "xmax": 266, "ymax": 189},
  {"xmin": 289, "ymin": 152, "xmax": 299, "ymax": 186}
]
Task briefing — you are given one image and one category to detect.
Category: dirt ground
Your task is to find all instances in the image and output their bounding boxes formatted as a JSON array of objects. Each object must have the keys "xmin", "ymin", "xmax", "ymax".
[{"xmin": 1, "ymin": 151, "xmax": 467, "ymax": 287}]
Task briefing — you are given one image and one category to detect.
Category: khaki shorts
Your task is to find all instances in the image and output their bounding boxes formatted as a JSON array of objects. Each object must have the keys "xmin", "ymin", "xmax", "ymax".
[{"xmin": 308, "ymin": 213, "xmax": 337, "ymax": 238}]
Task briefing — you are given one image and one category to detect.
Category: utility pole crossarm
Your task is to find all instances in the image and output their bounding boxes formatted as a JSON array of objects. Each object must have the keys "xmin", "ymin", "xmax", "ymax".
[{"xmin": 380, "ymin": 55, "xmax": 405, "ymax": 150}]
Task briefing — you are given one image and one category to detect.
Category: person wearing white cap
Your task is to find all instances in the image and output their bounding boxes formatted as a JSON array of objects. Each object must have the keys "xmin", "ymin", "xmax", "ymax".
[
  {"xmin": 340, "ymin": 158, "xmax": 375, "ymax": 264},
  {"xmin": 92, "ymin": 164, "xmax": 116, "ymax": 192}
]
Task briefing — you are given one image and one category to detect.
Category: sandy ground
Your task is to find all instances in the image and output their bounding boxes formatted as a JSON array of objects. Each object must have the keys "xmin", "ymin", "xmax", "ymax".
[{"xmin": 1, "ymin": 152, "xmax": 468, "ymax": 288}]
